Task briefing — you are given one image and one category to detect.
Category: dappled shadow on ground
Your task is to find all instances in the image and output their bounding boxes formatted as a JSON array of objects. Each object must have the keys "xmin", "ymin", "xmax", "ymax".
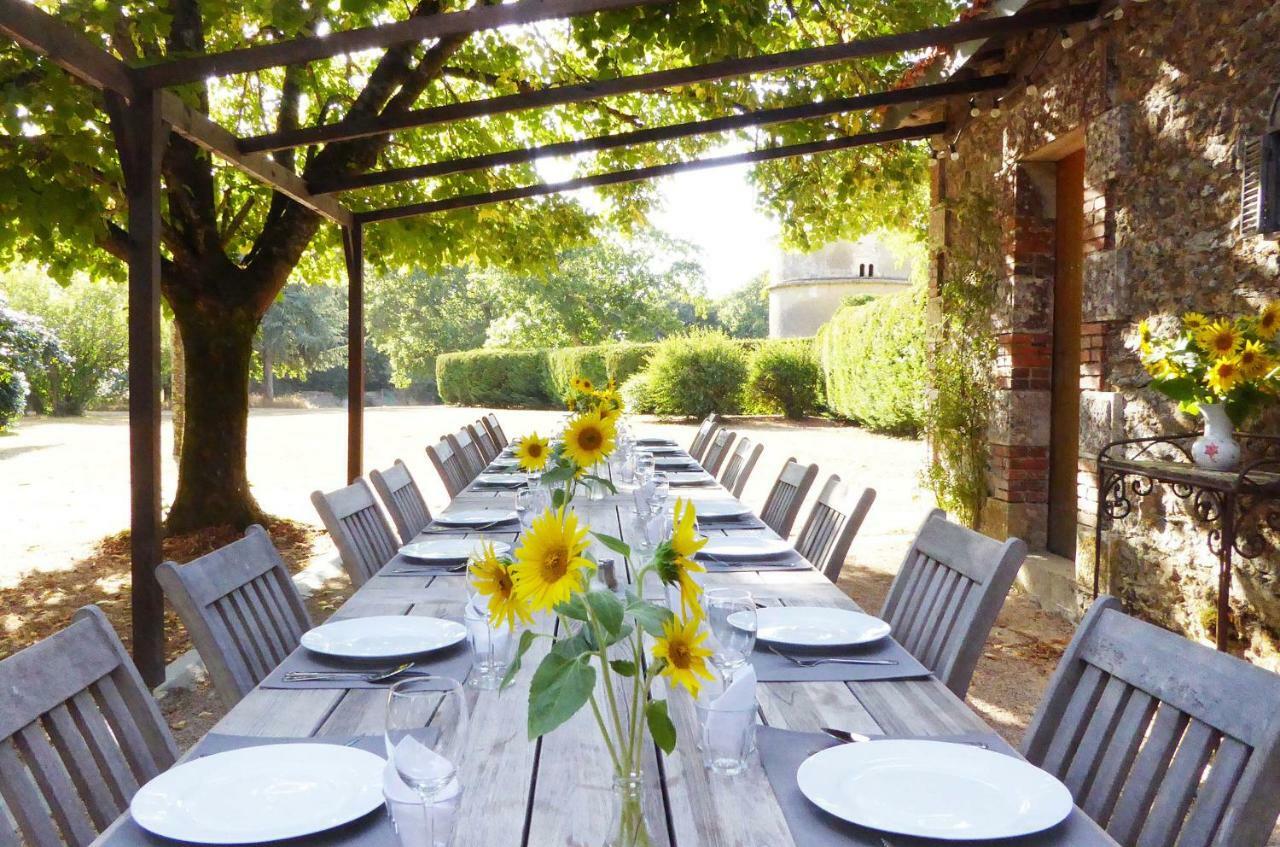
[{"xmin": 0, "ymin": 518, "xmax": 351, "ymax": 663}]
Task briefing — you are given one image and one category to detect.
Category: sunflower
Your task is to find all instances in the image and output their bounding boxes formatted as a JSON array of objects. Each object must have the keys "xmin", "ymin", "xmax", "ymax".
[
  {"xmin": 1137, "ymin": 319, "xmax": 1153, "ymax": 356},
  {"xmin": 650, "ymin": 615, "xmax": 715, "ymax": 697},
  {"xmin": 1182, "ymin": 312, "xmax": 1209, "ymax": 330},
  {"xmin": 1195, "ymin": 320, "xmax": 1243, "ymax": 358},
  {"xmin": 511, "ymin": 507, "xmax": 592, "ymax": 612},
  {"xmin": 654, "ymin": 499, "xmax": 707, "ymax": 619},
  {"xmin": 562, "ymin": 408, "xmax": 616, "ymax": 467},
  {"xmin": 469, "ymin": 544, "xmax": 531, "ymax": 630},
  {"xmin": 514, "ymin": 432, "xmax": 550, "ymax": 472},
  {"xmin": 1239, "ymin": 340, "xmax": 1272, "ymax": 379},
  {"xmin": 1206, "ymin": 356, "xmax": 1244, "ymax": 394},
  {"xmin": 1148, "ymin": 357, "xmax": 1183, "ymax": 380},
  {"xmin": 571, "ymin": 375, "xmax": 594, "ymax": 393},
  {"xmin": 1259, "ymin": 302, "xmax": 1280, "ymax": 340}
]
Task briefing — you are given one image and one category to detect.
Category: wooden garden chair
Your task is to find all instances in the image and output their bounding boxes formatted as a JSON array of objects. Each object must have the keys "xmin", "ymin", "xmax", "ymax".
[
  {"xmin": 481, "ymin": 413, "xmax": 508, "ymax": 450},
  {"xmin": 719, "ymin": 436, "xmax": 763, "ymax": 499},
  {"xmin": 157, "ymin": 525, "xmax": 312, "ymax": 707},
  {"xmin": 470, "ymin": 421, "xmax": 499, "ymax": 464},
  {"xmin": 447, "ymin": 429, "xmax": 485, "ymax": 480},
  {"xmin": 310, "ymin": 479, "xmax": 399, "ymax": 587},
  {"xmin": 881, "ymin": 508, "xmax": 1026, "ymax": 697},
  {"xmin": 0, "ymin": 605, "xmax": 178, "ymax": 847},
  {"xmin": 427, "ymin": 436, "xmax": 473, "ymax": 498},
  {"xmin": 759, "ymin": 457, "xmax": 819, "ymax": 538},
  {"xmin": 699, "ymin": 428, "xmax": 737, "ymax": 476},
  {"xmin": 1023, "ymin": 596, "xmax": 1280, "ymax": 847},
  {"xmin": 794, "ymin": 475, "xmax": 876, "ymax": 583},
  {"xmin": 688, "ymin": 414, "xmax": 721, "ymax": 462},
  {"xmin": 370, "ymin": 459, "xmax": 433, "ymax": 543}
]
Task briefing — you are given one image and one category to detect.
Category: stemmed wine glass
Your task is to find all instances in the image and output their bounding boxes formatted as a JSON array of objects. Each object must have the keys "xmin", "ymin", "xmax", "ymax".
[
  {"xmin": 704, "ymin": 588, "xmax": 757, "ymax": 681},
  {"xmin": 385, "ymin": 677, "xmax": 469, "ymax": 846}
]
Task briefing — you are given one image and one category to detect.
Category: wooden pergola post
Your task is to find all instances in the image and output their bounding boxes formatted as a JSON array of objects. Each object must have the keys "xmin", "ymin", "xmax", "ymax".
[
  {"xmin": 343, "ymin": 223, "xmax": 365, "ymax": 484},
  {"xmin": 106, "ymin": 88, "xmax": 169, "ymax": 686}
]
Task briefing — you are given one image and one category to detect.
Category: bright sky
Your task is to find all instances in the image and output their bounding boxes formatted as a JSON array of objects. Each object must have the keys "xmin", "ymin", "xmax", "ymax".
[{"xmin": 651, "ymin": 164, "xmax": 781, "ymax": 299}]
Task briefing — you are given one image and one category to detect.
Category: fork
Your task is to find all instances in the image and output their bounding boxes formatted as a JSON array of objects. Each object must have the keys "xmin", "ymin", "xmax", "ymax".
[
  {"xmin": 283, "ymin": 661, "xmax": 419, "ymax": 683},
  {"xmin": 766, "ymin": 645, "xmax": 897, "ymax": 667}
]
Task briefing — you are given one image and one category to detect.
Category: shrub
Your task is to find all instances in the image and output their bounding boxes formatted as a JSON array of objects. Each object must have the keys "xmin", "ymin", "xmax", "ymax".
[
  {"xmin": 645, "ymin": 329, "xmax": 748, "ymax": 418},
  {"xmin": 621, "ymin": 371, "xmax": 656, "ymax": 414},
  {"xmin": 816, "ymin": 289, "xmax": 926, "ymax": 435},
  {"xmin": 605, "ymin": 342, "xmax": 656, "ymax": 385},
  {"xmin": 436, "ymin": 349, "xmax": 552, "ymax": 408},
  {"xmin": 545, "ymin": 345, "xmax": 609, "ymax": 400},
  {"xmin": 0, "ymin": 363, "xmax": 27, "ymax": 430},
  {"xmin": 747, "ymin": 339, "xmax": 822, "ymax": 419}
]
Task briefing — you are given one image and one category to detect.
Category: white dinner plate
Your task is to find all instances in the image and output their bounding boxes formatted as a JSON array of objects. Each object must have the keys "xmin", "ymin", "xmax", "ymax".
[
  {"xmin": 301, "ymin": 616, "xmax": 466, "ymax": 660},
  {"xmin": 743, "ymin": 607, "xmax": 891, "ymax": 647},
  {"xmin": 668, "ymin": 471, "xmax": 715, "ymax": 486},
  {"xmin": 475, "ymin": 472, "xmax": 527, "ymax": 486},
  {"xmin": 797, "ymin": 740, "xmax": 1073, "ymax": 840},
  {"xmin": 694, "ymin": 501, "xmax": 752, "ymax": 520},
  {"xmin": 697, "ymin": 536, "xmax": 793, "ymax": 560},
  {"xmin": 636, "ymin": 437, "xmax": 678, "ymax": 446},
  {"xmin": 399, "ymin": 539, "xmax": 511, "ymax": 561},
  {"xmin": 131, "ymin": 743, "xmax": 386, "ymax": 844},
  {"xmin": 434, "ymin": 509, "xmax": 519, "ymax": 527}
]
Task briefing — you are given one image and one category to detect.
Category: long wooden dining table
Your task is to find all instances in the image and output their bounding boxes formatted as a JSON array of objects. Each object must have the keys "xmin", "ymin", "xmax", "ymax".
[{"xmin": 101, "ymin": 442, "xmax": 1119, "ymax": 847}]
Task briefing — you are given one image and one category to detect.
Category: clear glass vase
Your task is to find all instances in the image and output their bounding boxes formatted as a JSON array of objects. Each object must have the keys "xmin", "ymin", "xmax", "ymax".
[{"xmin": 603, "ymin": 771, "xmax": 655, "ymax": 847}]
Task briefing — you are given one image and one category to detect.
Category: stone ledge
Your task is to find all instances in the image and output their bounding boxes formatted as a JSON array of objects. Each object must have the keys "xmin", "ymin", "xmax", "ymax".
[{"xmin": 1015, "ymin": 551, "xmax": 1081, "ymax": 622}]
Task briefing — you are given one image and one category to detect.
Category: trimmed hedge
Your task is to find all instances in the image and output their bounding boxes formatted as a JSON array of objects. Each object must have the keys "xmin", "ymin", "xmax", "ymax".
[
  {"xmin": 646, "ymin": 329, "xmax": 748, "ymax": 418},
  {"xmin": 604, "ymin": 342, "xmax": 656, "ymax": 385},
  {"xmin": 816, "ymin": 289, "xmax": 926, "ymax": 435},
  {"xmin": 436, "ymin": 349, "xmax": 552, "ymax": 408},
  {"xmin": 747, "ymin": 339, "xmax": 822, "ymax": 420},
  {"xmin": 621, "ymin": 371, "xmax": 656, "ymax": 414},
  {"xmin": 545, "ymin": 345, "xmax": 609, "ymax": 400}
]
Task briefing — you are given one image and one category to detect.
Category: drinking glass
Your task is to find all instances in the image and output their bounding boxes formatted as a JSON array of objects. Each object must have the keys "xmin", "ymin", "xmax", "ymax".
[
  {"xmin": 705, "ymin": 588, "xmax": 756, "ymax": 678},
  {"xmin": 650, "ymin": 472, "xmax": 670, "ymax": 515},
  {"xmin": 514, "ymin": 486, "xmax": 535, "ymax": 530},
  {"xmin": 629, "ymin": 510, "xmax": 670, "ymax": 575},
  {"xmin": 464, "ymin": 603, "xmax": 517, "ymax": 690},
  {"xmin": 385, "ymin": 676, "xmax": 469, "ymax": 847},
  {"xmin": 694, "ymin": 698, "xmax": 757, "ymax": 776},
  {"xmin": 635, "ymin": 452, "xmax": 656, "ymax": 486},
  {"xmin": 383, "ymin": 762, "xmax": 461, "ymax": 847}
]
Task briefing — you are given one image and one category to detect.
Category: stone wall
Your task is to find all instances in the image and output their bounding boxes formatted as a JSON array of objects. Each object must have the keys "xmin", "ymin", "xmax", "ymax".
[{"xmin": 930, "ymin": 0, "xmax": 1280, "ymax": 660}]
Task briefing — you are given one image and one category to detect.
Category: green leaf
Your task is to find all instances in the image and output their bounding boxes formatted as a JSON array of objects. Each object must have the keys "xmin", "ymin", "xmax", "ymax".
[
  {"xmin": 528, "ymin": 652, "xmax": 596, "ymax": 739},
  {"xmin": 585, "ymin": 474, "xmax": 618, "ymax": 494},
  {"xmin": 585, "ymin": 589, "xmax": 625, "ymax": 636},
  {"xmin": 500, "ymin": 629, "xmax": 539, "ymax": 691},
  {"xmin": 610, "ymin": 659, "xmax": 637, "ymax": 677},
  {"xmin": 627, "ymin": 598, "xmax": 674, "ymax": 637},
  {"xmin": 552, "ymin": 488, "xmax": 567, "ymax": 509},
  {"xmin": 645, "ymin": 699, "xmax": 677, "ymax": 754},
  {"xmin": 591, "ymin": 531, "xmax": 632, "ymax": 559},
  {"xmin": 541, "ymin": 463, "xmax": 576, "ymax": 485},
  {"xmin": 555, "ymin": 594, "xmax": 589, "ymax": 623}
]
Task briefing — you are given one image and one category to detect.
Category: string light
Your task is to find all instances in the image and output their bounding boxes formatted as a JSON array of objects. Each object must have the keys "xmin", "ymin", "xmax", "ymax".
[
  {"xmin": 1110, "ymin": 6, "xmax": 1124, "ymax": 19},
  {"xmin": 989, "ymin": 97, "xmax": 1003, "ymax": 117},
  {"xmin": 949, "ymin": 144, "xmax": 959, "ymax": 161},
  {"xmin": 1025, "ymin": 80, "xmax": 1039, "ymax": 98},
  {"xmin": 969, "ymin": 97, "xmax": 981, "ymax": 118},
  {"xmin": 1059, "ymin": 28, "xmax": 1074, "ymax": 48}
]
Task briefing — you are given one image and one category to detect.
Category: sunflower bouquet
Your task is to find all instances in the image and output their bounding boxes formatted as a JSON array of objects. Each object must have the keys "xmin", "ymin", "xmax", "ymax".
[
  {"xmin": 1139, "ymin": 303, "xmax": 1280, "ymax": 424},
  {"xmin": 469, "ymin": 499, "xmax": 710, "ymax": 847}
]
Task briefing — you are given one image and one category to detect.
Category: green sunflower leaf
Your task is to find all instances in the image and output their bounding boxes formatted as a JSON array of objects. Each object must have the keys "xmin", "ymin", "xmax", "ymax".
[
  {"xmin": 609, "ymin": 659, "xmax": 637, "ymax": 677},
  {"xmin": 591, "ymin": 531, "xmax": 632, "ymax": 558},
  {"xmin": 528, "ymin": 653, "xmax": 596, "ymax": 739},
  {"xmin": 627, "ymin": 599, "xmax": 674, "ymax": 637},
  {"xmin": 645, "ymin": 699, "xmax": 677, "ymax": 754},
  {"xmin": 500, "ymin": 629, "xmax": 540, "ymax": 691},
  {"xmin": 585, "ymin": 589, "xmax": 625, "ymax": 636}
]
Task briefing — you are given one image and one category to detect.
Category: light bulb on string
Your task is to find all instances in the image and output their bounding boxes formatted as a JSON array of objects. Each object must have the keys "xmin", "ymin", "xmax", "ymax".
[
  {"xmin": 969, "ymin": 97, "xmax": 981, "ymax": 118},
  {"xmin": 1025, "ymin": 80, "xmax": 1039, "ymax": 98},
  {"xmin": 1059, "ymin": 28, "xmax": 1074, "ymax": 48},
  {"xmin": 990, "ymin": 97, "xmax": 1002, "ymax": 118},
  {"xmin": 949, "ymin": 144, "xmax": 959, "ymax": 161}
]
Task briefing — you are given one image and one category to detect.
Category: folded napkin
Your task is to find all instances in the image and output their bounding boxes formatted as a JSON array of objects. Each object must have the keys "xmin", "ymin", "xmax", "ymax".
[
  {"xmin": 749, "ymin": 636, "xmax": 931, "ymax": 683},
  {"xmin": 260, "ymin": 637, "xmax": 473, "ymax": 690},
  {"xmin": 756, "ymin": 727, "xmax": 1116, "ymax": 846},
  {"xmin": 699, "ymin": 666, "xmax": 758, "ymax": 754}
]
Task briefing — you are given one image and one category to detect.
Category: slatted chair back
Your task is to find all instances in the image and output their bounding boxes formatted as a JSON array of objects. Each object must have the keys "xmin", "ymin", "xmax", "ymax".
[
  {"xmin": 427, "ymin": 436, "xmax": 472, "ymax": 498},
  {"xmin": 447, "ymin": 429, "xmax": 485, "ymax": 480},
  {"xmin": 719, "ymin": 436, "xmax": 763, "ymax": 498},
  {"xmin": 880, "ymin": 508, "xmax": 1026, "ymax": 698},
  {"xmin": 0, "ymin": 605, "xmax": 178, "ymax": 847},
  {"xmin": 1021, "ymin": 596, "xmax": 1280, "ymax": 847},
  {"xmin": 471, "ymin": 422, "xmax": 499, "ymax": 464},
  {"xmin": 310, "ymin": 479, "xmax": 399, "ymax": 587},
  {"xmin": 157, "ymin": 525, "xmax": 312, "ymax": 708},
  {"xmin": 700, "ymin": 429, "xmax": 737, "ymax": 475},
  {"xmin": 482, "ymin": 413, "xmax": 508, "ymax": 450},
  {"xmin": 759, "ymin": 458, "xmax": 819, "ymax": 538},
  {"xmin": 794, "ymin": 475, "xmax": 876, "ymax": 583},
  {"xmin": 688, "ymin": 415, "xmax": 721, "ymax": 462},
  {"xmin": 370, "ymin": 459, "xmax": 433, "ymax": 543}
]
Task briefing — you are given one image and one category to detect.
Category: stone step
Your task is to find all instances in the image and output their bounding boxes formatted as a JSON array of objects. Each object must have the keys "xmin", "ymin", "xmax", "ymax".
[{"xmin": 1014, "ymin": 551, "xmax": 1080, "ymax": 622}]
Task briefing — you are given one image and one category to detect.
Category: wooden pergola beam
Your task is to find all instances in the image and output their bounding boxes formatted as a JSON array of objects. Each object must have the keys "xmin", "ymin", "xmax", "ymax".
[
  {"xmin": 0, "ymin": 0, "xmax": 137, "ymax": 99},
  {"xmin": 357, "ymin": 121, "xmax": 946, "ymax": 223},
  {"xmin": 314, "ymin": 75, "xmax": 1006, "ymax": 194},
  {"xmin": 135, "ymin": 0, "xmax": 674, "ymax": 89},
  {"xmin": 242, "ymin": 3, "xmax": 1096, "ymax": 154}
]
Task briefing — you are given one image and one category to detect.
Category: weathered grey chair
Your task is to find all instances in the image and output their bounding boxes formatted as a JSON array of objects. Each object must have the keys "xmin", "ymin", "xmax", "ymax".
[
  {"xmin": 1023, "ymin": 596, "xmax": 1280, "ymax": 847},
  {"xmin": 719, "ymin": 436, "xmax": 763, "ymax": 498},
  {"xmin": 794, "ymin": 475, "xmax": 876, "ymax": 583},
  {"xmin": 0, "ymin": 605, "xmax": 178, "ymax": 847},
  {"xmin": 427, "ymin": 436, "xmax": 472, "ymax": 498},
  {"xmin": 688, "ymin": 414, "xmax": 721, "ymax": 462},
  {"xmin": 157, "ymin": 525, "xmax": 312, "ymax": 708},
  {"xmin": 447, "ymin": 429, "xmax": 485, "ymax": 480},
  {"xmin": 881, "ymin": 508, "xmax": 1026, "ymax": 698},
  {"xmin": 481, "ymin": 413, "xmax": 508, "ymax": 450},
  {"xmin": 470, "ymin": 421, "xmax": 499, "ymax": 464},
  {"xmin": 370, "ymin": 459, "xmax": 433, "ymax": 543},
  {"xmin": 310, "ymin": 479, "xmax": 399, "ymax": 587},
  {"xmin": 699, "ymin": 428, "xmax": 737, "ymax": 476},
  {"xmin": 759, "ymin": 457, "xmax": 819, "ymax": 538}
]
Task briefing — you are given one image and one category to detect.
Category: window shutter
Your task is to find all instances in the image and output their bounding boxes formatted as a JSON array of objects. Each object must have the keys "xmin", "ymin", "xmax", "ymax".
[{"xmin": 1241, "ymin": 135, "xmax": 1264, "ymax": 238}]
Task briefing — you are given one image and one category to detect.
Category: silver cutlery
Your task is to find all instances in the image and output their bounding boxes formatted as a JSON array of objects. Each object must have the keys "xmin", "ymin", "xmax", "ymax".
[
  {"xmin": 427, "ymin": 518, "xmax": 516, "ymax": 533},
  {"xmin": 283, "ymin": 661, "xmax": 419, "ymax": 683},
  {"xmin": 821, "ymin": 725, "xmax": 989, "ymax": 750},
  {"xmin": 767, "ymin": 645, "xmax": 898, "ymax": 667}
]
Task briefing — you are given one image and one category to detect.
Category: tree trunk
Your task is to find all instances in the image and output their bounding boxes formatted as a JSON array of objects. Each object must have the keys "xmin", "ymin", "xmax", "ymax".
[
  {"xmin": 164, "ymin": 298, "xmax": 265, "ymax": 532},
  {"xmin": 262, "ymin": 346, "xmax": 275, "ymax": 404},
  {"xmin": 171, "ymin": 322, "xmax": 185, "ymax": 459}
]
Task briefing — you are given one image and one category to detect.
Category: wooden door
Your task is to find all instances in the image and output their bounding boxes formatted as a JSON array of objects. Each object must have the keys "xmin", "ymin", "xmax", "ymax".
[{"xmin": 1048, "ymin": 149, "xmax": 1084, "ymax": 559}]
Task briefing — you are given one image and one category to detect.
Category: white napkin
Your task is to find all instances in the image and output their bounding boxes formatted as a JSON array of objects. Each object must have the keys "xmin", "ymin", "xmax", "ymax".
[
  {"xmin": 382, "ymin": 762, "xmax": 460, "ymax": 847},
  {"xmin": 700, "ymin": 665, "xmax": 757, "ymax": 754}
]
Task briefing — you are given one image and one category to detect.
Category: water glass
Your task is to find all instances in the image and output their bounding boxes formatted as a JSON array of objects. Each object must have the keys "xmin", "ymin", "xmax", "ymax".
[
  {"xmin": 635, "ymin": 452, "xmax": 656, "ymax": 485},
  {"xmin": 385, "ymin": 676, "xmax": 469, "ymax": 803},
  {"xmin": 629, "ymin": 510, "xmax": 670, "ymax": 572},
  {"xmin": 463, "ymin": 603, "xmax": 517, "ymax": 690},
  {"xmin": 514, "ymin": 486, "xmax": 535, "ymax": 530},
  {"xmin": 705, "ymin": 588, "xmax": 757, "ymax": 677},
  {"xmin": 383, "ymin": 762, "xmax": 460, "ymax": 847},
  {"xmin": 650, "ymin": 472, "xmax": 670, "ymax": 514},
  {"xmin": 694, "ymin": 699, "xmax": 757, "ymax": 776}
]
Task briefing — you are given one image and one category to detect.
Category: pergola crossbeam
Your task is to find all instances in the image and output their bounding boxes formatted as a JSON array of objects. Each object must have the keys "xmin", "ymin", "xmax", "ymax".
[
  {"xmin": 315, "ymin": 75, "xmax": 1006, "ymax": 194},
  {"xmin": 135, "ymin": 0, "xmax": 674, "ymax": 89},
  {"xmin": 356, "ymin": 121, "xmax": 947, "ymax": 223},
  {"xmin": 242, "ymin": 4, "xmax": 1096, "ymax": 155},
  {"xmin": 0, "ymin": 0, "xmax": 137, "ymax": 99}
]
